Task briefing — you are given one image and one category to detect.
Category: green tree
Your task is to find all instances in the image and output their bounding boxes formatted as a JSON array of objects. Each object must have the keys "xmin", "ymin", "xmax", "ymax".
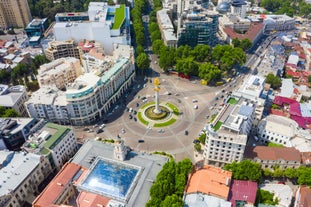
[
  {"xmin": 152, "ymin": 40, "xmax": 165, "ymax": 55},
  {"xmin": 232, "ymin": 38, "xmax": 240, "ymax": 48},
  {"xmin": 160, "ymin": 194, "xmax": 184, "ymax": 207},
  {"xmin": 136, "ymin": 45, "xmax": 145, "ymax": 56},
  {"xmin": 284, "ymin": 168, "xmax": 298, "ymax": 179},
  {"xmin": 192, "ymin": 44, "xmax": 211, "ymax": 62},
  {"xmin": 224, "ymin": 160, "xmax": 262, "ymax": 182},
  {"xmin": 308, "ymin": 75, "xmax": 311, "ymax": 83},
  {"xmin": 198, "ymin": 62, "xmax": 221, "ymax": 83},
  {"xmin": 198, "ymin": 133, "xmax": 206, "ymax": 144},
  {"xmin": 240, "ymin": 39, "xmax": 252, "ymax": 51},
  {"xmin": 263, "ymin": 168, "xmax": 273, "ymax": 177},
  {"xmin": 266, "ymin": 73, "xmax": 282, "ymax": 89},
  {"xmin": 194, "ymin": 143, "xmax": 201, "ymax": 152},
  {"xmin": 273, "ymin": 168, "xmax": 283, "ymax": 178},
  {"xmin": 136, "ymin": 53, "xmax": 150, "ymax": 73},
  {"xmin": 0, "ymin": 106, "xmax": 5, "ymax": 116},
  {"xmin": 2, "ymin": 109, "xmax": 19, "ymax": 117},
  {"xmin": 159, "ymin": 47, "xmax": 175, "ymax": 71},
  {"xmin": 256, "ymin": 189, "xmax": 279, "ymax": 205},
  {"xmin": 175, "ymin": 57, "xmax": 198, "ymax": 75}
]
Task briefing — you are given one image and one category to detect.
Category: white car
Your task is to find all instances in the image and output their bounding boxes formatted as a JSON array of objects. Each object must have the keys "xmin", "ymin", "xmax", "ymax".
[{"xmin": 194, "ymin": 105, "xmax": 198, "ymax": 109}]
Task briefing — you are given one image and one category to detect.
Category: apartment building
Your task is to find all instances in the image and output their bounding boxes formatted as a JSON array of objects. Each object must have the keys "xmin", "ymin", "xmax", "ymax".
[
  {"xmin": 0, "ymin": 85, "xmax": 28, "ymax": 117},
  {"xmin": 0, "ymin": 0, "xmax": 32, "ymax": 29},
  {"xmin": 157, "ymin": 9, "xmax": 177, "ymax": 48},
  {"xmin": 0, "ymin": 151, "xmax": 52, "ymax": 207},
  {"xmin": 257, "ymin": 115, "xmax": 298, "ymax": 146},
  {"xmin": 177, "ymin": 0, "xmax": 219, "ymax": 47},
  {"xmin": 53, "ymin": 3, "xmax": 131, "ymax": 55},
  {"xmin": 25, "ymin": 45, "xmax": 135, "ymax": 125},
  {"xmin": 22, "ymin": 122, "xmax": 79, "ymax": 171},
  {"xmin": 244, "ymin": 146, "xmax": 301, "ymax": 170},
  {"xmin": 44, "ymin": 39, "xmax": 82, "ymax": 61},
  {"xmin": 204, "ymin": 96, "xmax": 255, "ymax": 167},
  {"xmin": 0, "ymin": 118, "xmax": 45, "ymax": 150},
  {"xmin": 38, "ymin": 57, "xmax": 84, "ymax": 90}
]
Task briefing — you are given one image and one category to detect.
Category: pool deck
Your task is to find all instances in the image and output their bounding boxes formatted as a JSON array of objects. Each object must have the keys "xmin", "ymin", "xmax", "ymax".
[{"xmin": 71, "ymin": 140, "xmax": 168, "ymax": 207}]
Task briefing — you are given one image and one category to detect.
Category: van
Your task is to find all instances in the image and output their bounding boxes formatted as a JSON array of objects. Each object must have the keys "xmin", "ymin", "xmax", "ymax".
[{"xmin": 129, "ymin": 108, "xmax": 133, "ymax": 113}]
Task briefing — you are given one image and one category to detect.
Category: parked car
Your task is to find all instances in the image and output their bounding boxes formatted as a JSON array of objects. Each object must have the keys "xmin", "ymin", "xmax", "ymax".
[
  {"xmin": 138, "ymin": 139, "xmax": 145, "ymax": 143},
  {"xmin": 96, "ymin": 129, "xmax": 103, "ymax": 134},
  {"xmin": 193, "ymin": 139, "xmax": 200, "ymax": 144},
  {"xmin": 185, "ymin": 130, "xmax": 189, "ymax": 135}
]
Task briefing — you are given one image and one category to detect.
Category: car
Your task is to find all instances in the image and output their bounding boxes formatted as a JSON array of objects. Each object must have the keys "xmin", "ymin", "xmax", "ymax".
[
  {"xmin": 83, "ymin": 127, "xmax": 90, "ymax": 131},
  {"xmin": 93, "ymin": 124, "xmax": 99, "ymax": 128},
  {"xmin": 134, "ymin": 117, "xmax": 137, "ymax": 122},
  {"xmin": 100, "ymin": 124, "xmax": 106, "ymax": 128},
  {"xmin": 193, "ymin": 139, "xmax": 200, "ymax": 144},
  {"xmin": 138, "ymin": 139, "xmax": 145, "ymax": 143},
  {"xmin": 192, "ymin": 99, "xmax": 198, "ymax": 103},
  {"xmin": 129, "ymin": 115, "xmax": 133, "ymax": 119},
  {"xmin": 154, "ymin": 61, "xmax": 157, "ymax": 64},
  {"xmin": 96, "ymin": 129, "xmax": 103, "ymax": 134},
  {"xmin": 129, "ymin": 108, "xmax": 133, "ymax": 113},
  {"xmin": 194, "ymin": 105, "xmax": 198, "ymax": 109},
  {"xmin": 167, "ymin": 92, "xmax": 172, "ymax": 95},
  {"xmin": 215, "ymin": 97, "xmax": 219, "ymax": 101},
  {"xmin": 185, "ymin": 130, "xmax": 189, "ymax": 135},
  {"xmin": 136, "ymin": 103, "xmax": 139, "ymax": 107},
  {"xmin": 205, "ymin": 115, "xmax": 210, "ymax": 119},
  {"xmin": 221, "ymin": 95, "xmax": 224, "ymax": 98},
  {"xmin": 278, "ymin": 181, "xmax": 285, "ymax": 185},
  {"xmin": 133, "ymin": 110, "xmax": 137, "ymax": 115},
  {"xmin": 222, "ymin": 89, "xmax": 225, "ymax": 93}
]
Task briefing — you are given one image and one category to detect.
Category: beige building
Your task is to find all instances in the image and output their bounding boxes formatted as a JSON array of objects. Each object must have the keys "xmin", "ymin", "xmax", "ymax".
[
  {"xmin": 44, "ymin": 40, "xmax": 82, "ymax": 61},
  {"xmin": 0, "ymin": 0, "xmax": 32, "ymax": 29},
  {"xmin": 38, "ymin": 57, "xmax": 84, "ymax": 90}
]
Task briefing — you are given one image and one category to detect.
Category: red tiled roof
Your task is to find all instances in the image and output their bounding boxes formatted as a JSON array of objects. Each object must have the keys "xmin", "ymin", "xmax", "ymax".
[
  {"xmin": 298, "ymin": 187, "xmax": 311, "ymax": 207},
  {"xmin": 228, "ymin": 180, "xmax": 258, "ymax": 206},
  {"xmin": 286, "ymin": 69, "xmax": 300, "ymax": 77},
  {"xmin": 186, "ymin": 165, "xmax": 232, "ymax": 199},
  {"xmin": 270, "ymin": 109, "xmax": 288, "ymax": 117},
  {"xmin": 301, "ymin": 152, "xmax": 311, "ymax": 165},
  {"xmin": 33, "ymin": 162, "xmax": 87, "ymax": 207},
  {"xmin": 273, "ymin": 96, "xmax": 297, "ymax": 106},
  {"xmin": 244, "ymin": 146, "xmax": 301, "ymax": 162},
  {"xmin": 77, "ymin": 192, "xmax": 111, "ymax": 207},
  {"xmin": 223, "ymin": 22, "xmax": 264, "ymax": 42}
]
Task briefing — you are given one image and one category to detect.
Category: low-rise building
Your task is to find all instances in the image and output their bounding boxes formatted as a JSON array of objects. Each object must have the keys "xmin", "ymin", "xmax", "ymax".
[
  {"xmin": 0, "ymin": 85, "xmax": 28, "ymax": 117},
  {"xmin": 0, "ymin": 118, "xmax": 45, "ymax": 150},
  {"xmin": 44, "ymin": 39, "xmax": 82, "ymax": 61},
  {"xmin": 184, "ymin": 165, "xmax": 232, "ymax": 207},
  {"xmin": 22, "ymin": 122, "xmax": 79, "ymax": 171},
  {"xmin": 260, "ymin": 184, "xmax": 293, "ymax": 207},
  {"xmin": 228, "ymin": 180, "xmax": 258, "ymax": 207},
  {"xmin": 295, "ymin": 186, "xmax": 311, "ymax": 207},
  {"xmin": 244, "ymin": 146, "xmax": 301, "ymax": 170},
  {"xmin": 157, "ymin": 9, "xmax": 177, "ymax": 48},
  {"xmin": 0, "ymin": 150, "xmax": 52, "ymax": 207},
  {"xmin": 204, "ymin": 96, "xmax": 255, "ymax": 167},
  {"xmin": 38, "ymin": 57, "xmax": 84, "ymax": 90}
]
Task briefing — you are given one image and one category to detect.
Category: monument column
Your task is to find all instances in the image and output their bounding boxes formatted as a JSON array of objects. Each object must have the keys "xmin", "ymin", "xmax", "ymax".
[{"xmin": 153, "ymin": 77, "xmax": 161, "ymax": 114}]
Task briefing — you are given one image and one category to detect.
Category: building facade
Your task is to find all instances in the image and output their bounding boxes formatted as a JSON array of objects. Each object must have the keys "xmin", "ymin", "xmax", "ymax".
[
  {"xmin": 0, "ymin": 151, "xmax": 52, "ymax": 207},
  {"xmin": 38, "ymin": 57, "xmax": 84, "ymax": 90},
  {"xmin": 157, "ymin": 9, "xmax": 177, "ymax": 48},
  {"xmin": 0, "ymin": 85, "xmax": 28, "ymax": 117},
  {"xmin": 0, "ymin": 0, "xmax": 32, "ymax": 29},
  {"xmin": 44, "ymin": 39, "xmax": 82, "ymax": 61},
  {"xmin": 204, "ymin": 96, "xmax": 255, "ymax": 167}
]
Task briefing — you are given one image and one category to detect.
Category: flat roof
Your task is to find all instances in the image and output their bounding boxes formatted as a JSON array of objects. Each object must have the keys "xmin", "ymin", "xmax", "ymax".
[
  {"xmin": 262, "ymin": 114, "xmax": 297, "ymax": 137},
  {"xmin": 184, "ymin": 193, "xmax": 231, "ymax": 207},
  {"xmin": 41, "ymin": 123, "xmax": 71, "ymax": 152},
  {"xmin": 101, "ymin": 58, "xmax": 128, "ymax": 84},
  {"xmin": 186, "ymin": 165, "xmax": 232, "ymax": 199},
  {"xmin": 112, "ymin": 5, "xmax": 125, "ymax": 30},
  {"xmin": 260, "ymin": 184, "xmax": 292, "ymax": 207},
  {"xmin": 70, "ymin": 140, "xmax": 168, "ymax": 207}
]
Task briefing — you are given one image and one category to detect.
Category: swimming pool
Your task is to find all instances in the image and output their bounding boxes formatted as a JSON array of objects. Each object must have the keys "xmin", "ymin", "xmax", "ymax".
[{"xmin": 79, "ymin": 158, "xmax": 140, "ymax": 201}]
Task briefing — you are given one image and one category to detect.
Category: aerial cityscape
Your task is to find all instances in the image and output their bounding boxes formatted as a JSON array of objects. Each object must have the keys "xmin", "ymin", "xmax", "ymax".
[{"xmin": 1, "ymin": 0, "xmax": 311, "ymax": 206}]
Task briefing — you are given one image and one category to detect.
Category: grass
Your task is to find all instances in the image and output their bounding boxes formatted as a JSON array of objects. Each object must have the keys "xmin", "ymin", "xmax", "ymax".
[
  {"xmin": 112, "ymin": 4, "xmax": 125, "ymax": 30},
  {"xmin": 154, "ymin": 118, "xmax": 176, "ymax": 127},
  {"xmin": 268, "ymin": 142, "xmax": 284, "ymax": 147},
  {"xmin": 141, "ymin": 101, "xmax": 155, "ymax": 109},
  {"xmin": 165, "ymin": 102, "xmax": 179, "ymax": 115},
  {"xmin": 210, "ymin": 114, "xmax": 217, "ymax": 123},
  {"xmin": 228, "ymin": 97, "xmax": 238, "ymax": 105},
  {"xmin": 138, "ymin": 112, "xmax": 149, "ymax": 126},
  {"xmin": 43, "ymin": 123, "xmax": 70, "ymax": 150},
  {"xmin": 153, "ymin": 151, "xmax": 174, "ymax": 160},
  {"xmin": 213, "ymin": 121, "xmax": 223, "ymax": 131}
]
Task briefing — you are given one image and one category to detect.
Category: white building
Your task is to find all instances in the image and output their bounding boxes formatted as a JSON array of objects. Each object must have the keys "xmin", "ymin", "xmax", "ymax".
[
  {"xmin": 257, "ymin": 115, "xmax": 299, "ymax": 146},
  {"xmin": 157, "ymin": 9, "xmax": 177, "ymax": 47},
  {"xmin": 25, "ymin": 46, "xmax": 135, "ymax": 125},
  {"xmin": 53, "ymin": 2, "xmax": 131, "ymax": 55},
  {"xmin": 38, "ymin": 57, "xmax": 84, "ymax": 90},
  {"xmin": 0, "ymin": 85, "xmax": 28, "ymax": 117},
  {"xmin": 204, "ymin": 96, "xmax": 255, "ymax": 167},
  {"xmin": 0, "ymin": 151, "xmax": 52, "ymax": 207},
  {"xmin": 248, "ymin": 14, "xmax": 295, "ymax": 32},
  {"xmin": 22, "ymin": 122, "xmax": 79, "ymax": 171},
  {"xmin": 230, "ymin": 0, "xmax": 247, "ymax": 19}
]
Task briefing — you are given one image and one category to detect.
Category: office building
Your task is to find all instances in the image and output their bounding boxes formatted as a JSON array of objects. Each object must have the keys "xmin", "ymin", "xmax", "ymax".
[
  {"xmin": 231, "ymin": 0, "xmax": 247, "ymax": 19},
  {"xmin": 44, "ymin": 39, "xmax": 82, "ymax": 61},
  {"xmin": 55, "ymin": 12, "xmax": 89, "ymax": 22},
  {"xmin": 0, "ymin": 118, "xmax": 45, "ymax": 151},
  {"xmin": 0, "ymin": 85, "xmax": 28, "ymax": 117},
  {"xmin": 25, "ymin": 45, "xmax": 135, "ymax": 125},
  {"xmin": 0, "ymin": 150, "xmax": 52, "ymax": 207},
  {"xmin": 25, "ymin": 18, "xmax": 49, "ymax": 47},
  {"xmin": 0, "ymin": 0, "xmax": 32, "ymax": 29},
  {"xmin": 38, "ymin": 57, "xmax": 84, "ymax": 90},
  {"xmin": 53, "ymin": 3, "xmax": 131, "ymax": 55},
  {"xmin": 204, "ymin": 96, "xmax": 255, "ymax": 167},
  {"xmin": 177, "ymin": 0, "xmax": 219, "ymax": 47},
  {"xmin": 22, "ymin": 122, "xmax": 79, "ymax": 171}
]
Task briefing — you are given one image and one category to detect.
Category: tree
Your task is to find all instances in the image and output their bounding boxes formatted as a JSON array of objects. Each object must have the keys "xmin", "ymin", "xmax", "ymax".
[
  {"xmin": 198, "ymin": 133, "xmax": 206, "ymax": 144},
  {"xmin": 192, "ymin": 44, "xmax": 211, "ymax": 62},
  {"xmin": 160, "ymin": 194, "xmax": 184, "ymax": 207},
  {"xmin": 198, "ymin": 62, "xmax": 221, "ymax": 83},
  {"xmin": 265, "ymin": 73, "xmax": 281, "ymax": 89},
  {"xmin": 0, "ymin": 30, "xmax": 5, "ymax": 35},
  {"xmin": 135, "ymin": 45, "xmax": 145, "ymax": 56},
  {"xmin": 256, "ymin": 189, "xmax": 279, "ymax": 206},
  {"xmin": 240, "ymin": 39, "xmax": 252, "ymax": 51},
  {"xmin": 232, "ymin": 38, "xmax": 240, "ymax": 48},
  {"xmin": 224, "ymin": 160, "xmax": 262, "ymax": 182},
  {"xmin": 152, "ymin": 40, "xmax": 164, "ymax": 55},
  {"xmin": 284, "ymin": 168, "xmax": 298, "ymax": 179},
  {"xmin": 2, "ymin": 109, "xmax": 19, "ymax": 117},
  {"xmin": 308, "ymin": 75, "xmax": 311, "ymax": 83},
  {"xmin": 175, "ymin": 57, "xmax": 198, "ymax": 76},
  {"xmin": 159, "ymin": 47, "xmax": 175, "ymax": 71},
  {"xmin": 194, "ymin": 143, "xmax": 201, "ymax": 152},
  {"xmin": 263, "ymin": 168, "xmax": 273, "ymax": 177},
  {"xmin": 273, "ymin": 168, "xmax": 283, "ymax": 178},
  {"xmin": 136, "ymin": 53, "xmax": 150, "ymax": 73}
]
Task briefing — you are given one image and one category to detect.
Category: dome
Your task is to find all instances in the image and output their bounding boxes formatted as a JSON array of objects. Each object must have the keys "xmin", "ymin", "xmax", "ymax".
[{"xmin": 216, "ymin": 2, "xmax": 230, "ymax": 13}]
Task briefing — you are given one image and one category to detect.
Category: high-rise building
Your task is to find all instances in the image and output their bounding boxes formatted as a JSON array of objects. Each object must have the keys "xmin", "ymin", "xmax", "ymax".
[{"xmin": 0, "ymin": 0, "xmax": 32, "ymax": 29}]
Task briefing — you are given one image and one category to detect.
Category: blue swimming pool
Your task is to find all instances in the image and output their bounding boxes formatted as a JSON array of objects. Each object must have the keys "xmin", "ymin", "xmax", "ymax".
[{"xmin": 80, "ymin": 158, "xmax": 139, "ymax": 200}]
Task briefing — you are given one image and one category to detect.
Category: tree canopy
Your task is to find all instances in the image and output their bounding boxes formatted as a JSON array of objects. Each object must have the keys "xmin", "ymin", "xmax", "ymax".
[
  {"xmin": 0, "ymin": 106, "xmax": 19, "ymax": 117},
  {"xmin": 265, "ymin": 73, "xmax": 282, "ymax": 89},
  {"xmin": 224, "ymin": 160, "xmax": 262, "ymax": 182}
]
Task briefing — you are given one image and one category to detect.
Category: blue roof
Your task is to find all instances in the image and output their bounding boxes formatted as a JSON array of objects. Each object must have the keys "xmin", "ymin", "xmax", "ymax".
[{"xmin": 238, "ymin": 105, "xmax": 253, "ymax": 117}]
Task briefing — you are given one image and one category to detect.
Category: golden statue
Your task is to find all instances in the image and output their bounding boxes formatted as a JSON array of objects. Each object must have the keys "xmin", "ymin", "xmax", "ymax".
[{"xmin": 154, "ymin": 77, "xmax": 160, "ymax": 92}]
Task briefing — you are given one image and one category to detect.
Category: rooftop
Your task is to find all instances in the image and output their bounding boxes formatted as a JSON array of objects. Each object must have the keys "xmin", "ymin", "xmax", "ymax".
[
  {"xmin": 223, "ymin": 22, "xmax": 264, "ymax": 42},
  {"xmin": 186, "ymin": 165, "xmax": 232, "ymax": 199},
  {"xmin": 244, "ymin": 146, "xmax": 301, "ymax": 162},
  {"xmin": 112, "ymin": 5, "xmax": 125, "ymax": 30},
  {"xmin": 237, "ymin": 75, "xmax": 265, "ymax": 98},
  {"xmin": 228, "ymin": 180, "xmax": 258, "ymax": 206},
  {"xmin": 297, "ymin": 186, "xmax": 311, "ymax": 207},
  {"xmin": 0, "ymin": 85, "xmax": 26, "ymax": 107},
  {"xmin": 184, "ymin": 193, "xmax": 231, "ymax": 207},
  {"xmin": 260, "ymin": 184, "xmax": 292, "ymax": 207}
]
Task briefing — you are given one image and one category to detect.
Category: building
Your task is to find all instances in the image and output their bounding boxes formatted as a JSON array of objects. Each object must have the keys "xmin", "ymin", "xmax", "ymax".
[
  {"xmin": 295, "ymin": 186, "xmax": 311, "ymax": 207},
  {"xmin": 204, "ymin": 96, "xmax": 255, "ymax": 167},
  {"xmin": 53, "ymin": 3, "xmax": 131, "ymax": 55},
  {"xmin": 55, "ymin": 12, "xmax": 89, "ymax": 22},
  {"xmin": 257, "ymin": 115, "xmax": 298, "ymax": 146},
  {"xmin": 0, "ymin": 85, "xmax": 28, "ymax": 117},
  {"xmin": 157, "ymin": 9, "xmax": 177, "ymax": 48},
  {"xmin": 33, "ymin": 139, "xmax": 168, "ymax": 207},
  {"xmin": 44, "ymin": 39, "xmax": 82, "ymax": 61},
  {"xmin": 177, "ymin": 0, "xmax": 219, "ymax": 47},
  {"xmin": 260, "ymin": 184, "xmax": 293, "ymax": 207},
  {"xmin": 0, "ymin": 0, "xmax": 32, "ymax": 29},
  {"xmin": 22, "ymin": 122, "xmax": 79, "ymax": 171},
  {"xmin": 228, "ymin": 180, "xmax": 258, "ymax": 207},
  {"xmin": 25, "ymin": 18, "xmax": 49, "ymax": 47},
  {"xmin": 184, "ymin": 165, "xmax": 232, "ymax": 207},
  {"xmin": 230, "ymin": 0, "xmax": 247, "ymax": 19},
  {"xmin": 262, "ymin": 14, "xmax": 295, "ymax": 32},
  {"xmin": 0, "ymin": 150, "xmax": 52, "ymax": 207},
  {"xmin": 26, "ymin": 45, "xmax": 135, "ymax": 125},
  {"xmin": 38, "ymin": 57, "xmax": 84, "ymax": 90},
  {"xmin": 244, "ymin": 146, "xmax": 301, "ymax": 170},
  {"xmin": 0, "ymin": 118, "xmax": 45, "ymax": 151}
]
